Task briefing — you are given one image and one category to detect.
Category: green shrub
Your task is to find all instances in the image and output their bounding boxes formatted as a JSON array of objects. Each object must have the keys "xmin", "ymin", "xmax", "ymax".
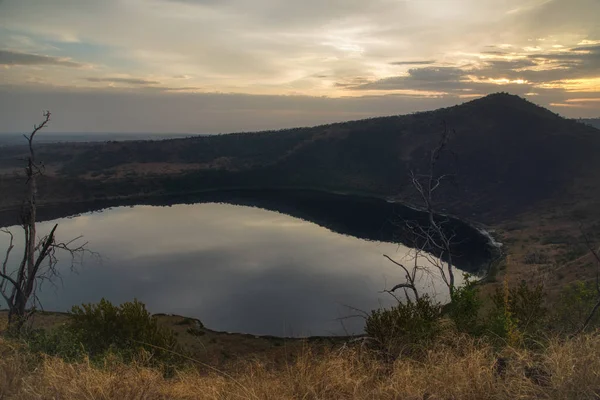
[
  {"xmin": 365, "ymin": 295, "xmax": 442, "ymax": 355},
  {"xmin": 552, "ymin": 281, "xmax": 600, "ymax": 334},
  {"xmin": 21, "ymin": 325, "xmax": 85, "ymax": 362},
  {"xmin": 509, "ymin": 281, "xmax": 547, "ymax": 334},
  {"xmin": 68, "ymin": 298, "xmax": 181, "ymax": 365},
  {"xmin": 447, "ymin": 275, "xmax": 482, "ymax": 335},
  {"xmin": 487, "ymin": 280, "xmax": 547, "ymax": 345}
]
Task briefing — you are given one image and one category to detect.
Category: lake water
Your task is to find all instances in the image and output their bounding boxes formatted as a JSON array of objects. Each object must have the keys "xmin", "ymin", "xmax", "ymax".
[{"xmin": 0, "ymin": 194, "xmax": 484, "ymax": 336}]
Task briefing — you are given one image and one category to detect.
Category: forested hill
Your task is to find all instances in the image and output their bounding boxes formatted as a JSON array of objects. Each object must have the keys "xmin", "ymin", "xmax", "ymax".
[{"xmin": 1, "ymin": 93, "xmax": 600, "ymax": 224}]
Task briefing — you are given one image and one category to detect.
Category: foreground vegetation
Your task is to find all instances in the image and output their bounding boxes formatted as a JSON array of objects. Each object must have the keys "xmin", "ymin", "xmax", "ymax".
[
  {"xmin": 1, "ymin": 276, "xmax": 600, "ymax": 399},
  {"xmin": 1, "ymin": 320, "xmax": 599, "ymax": 399}
]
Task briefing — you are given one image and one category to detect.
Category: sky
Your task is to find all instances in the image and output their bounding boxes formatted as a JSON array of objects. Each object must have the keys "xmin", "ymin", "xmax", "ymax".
[{"xmin": 0, "ymin": 0, "xmax": 599, "ymax": 133}]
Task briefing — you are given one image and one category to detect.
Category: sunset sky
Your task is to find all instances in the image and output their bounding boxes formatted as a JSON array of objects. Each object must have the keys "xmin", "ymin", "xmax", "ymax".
[{"xmin": 0, "ymin": 0, "xmax": 599, "ymax": 133}]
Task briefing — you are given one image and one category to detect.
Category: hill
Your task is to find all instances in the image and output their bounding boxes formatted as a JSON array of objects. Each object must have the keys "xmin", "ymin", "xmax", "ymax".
[
  {"xmin": 2, "ymin": 93, "xmax": 599, "ymax": 227},
  {"xmin": 580, "ymin": 118, "xmax": 600, "ymax": 130}
]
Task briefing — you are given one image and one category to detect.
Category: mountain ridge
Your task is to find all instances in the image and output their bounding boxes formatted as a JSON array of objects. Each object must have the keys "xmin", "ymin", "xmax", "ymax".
[{"xmin": 1, "ymin": 93, "xmax": 599, "ymax": 225}]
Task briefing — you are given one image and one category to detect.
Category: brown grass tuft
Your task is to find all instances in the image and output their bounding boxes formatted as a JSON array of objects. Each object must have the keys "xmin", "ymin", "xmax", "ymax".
[{"xmin": 1, "ymin": 333, "xmax": 600, "ymax": 399}]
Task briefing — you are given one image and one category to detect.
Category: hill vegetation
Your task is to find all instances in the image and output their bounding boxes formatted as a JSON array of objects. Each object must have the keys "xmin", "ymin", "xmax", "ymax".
[{"xmin": 2, "ymin": 93, "xmax": 599, "ymax": 225}]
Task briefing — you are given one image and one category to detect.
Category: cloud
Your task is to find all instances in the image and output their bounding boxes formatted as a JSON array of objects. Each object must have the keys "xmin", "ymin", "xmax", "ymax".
[
  {"xmin": 520, "ymin": 45, "xmax": 600, "ymax": 81},
  {"xmin": 572, "ymin": 45, "xmax": 600, "ymax": 52},
  {"xmin": 0, "ymin": 0, "xmax": 598, "ymax": 124},
  {"xmin": 483, "ymin": 59, "xmax": 538, "ymax": 70},
  {"xmin": 482, "ymin": 51, "xmax": 509, "ymax": 55},
  {"xmin": 509, "ymin": 0, "xmax": 600, "ymax": 40},
  {"xmin": 345, "ymin": 40, "xmax": 600, "ymax": 99},
  {"xmin": 565, "ymin": 98, "xmax": 600, "ymax": 103},
  {"xmin": 0, "ymin": 0, "xmax": 567, "ymax": 94},
  {"xmin": 86, "ymin": 77, "xmax": 161, "ymax": 85},
  {"xmin": 0, "ymin": 49, "xmax": 82, "ymax": 67},
  {"xmin": 389, "ymin": 60, "xmax": 436, "ymax": 66},
  {"xmin": 352, "ymin": 67, "xmax": 471, "ymax": 92}
]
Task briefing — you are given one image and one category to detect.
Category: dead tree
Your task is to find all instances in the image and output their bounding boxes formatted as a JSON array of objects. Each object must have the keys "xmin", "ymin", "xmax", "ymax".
[
  {"xmin": 386, "ymin": 123, "xmax": 458, "ymax": 301},
  {"xmin": 0, "ymin": 111, "xmax": 89, "ymax": 330},
  {"xmin": 383, "ymin": 254, "xmax": 421, "ymax": 302}
]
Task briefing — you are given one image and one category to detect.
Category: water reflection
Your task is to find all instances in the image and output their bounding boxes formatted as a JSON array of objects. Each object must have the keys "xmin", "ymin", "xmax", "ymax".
[{"xmin": 0, "ymin": 203, "xmax": 464, "ymax": 336}]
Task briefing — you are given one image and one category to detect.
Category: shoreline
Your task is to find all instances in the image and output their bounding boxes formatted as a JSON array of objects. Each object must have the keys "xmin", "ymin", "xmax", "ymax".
[{"xmin": 1, "ymin": 309, "xmax": 360, "ymax": 341}]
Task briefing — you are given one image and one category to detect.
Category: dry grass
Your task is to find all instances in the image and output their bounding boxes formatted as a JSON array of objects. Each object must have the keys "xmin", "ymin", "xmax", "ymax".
[{"xmin": 1, "ymin": 332, "xmax": 600, "ymax": 400}]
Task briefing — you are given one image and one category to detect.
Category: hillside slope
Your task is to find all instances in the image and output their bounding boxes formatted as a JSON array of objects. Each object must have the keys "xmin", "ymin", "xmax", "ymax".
[{"xmin": 1, "ymin": 93, "xmax": 599, "ymax": 224}]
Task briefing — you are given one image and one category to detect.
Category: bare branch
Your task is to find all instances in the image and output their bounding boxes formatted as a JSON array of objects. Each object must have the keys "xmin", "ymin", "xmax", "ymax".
[
  {"xmin": 26, "ymin": 111, "xmax": 51, "ymax": 161},
  {"xmin": 387, "ymin": 282, "xmax": 415, "ymax": 292},
  {"xmin": 389, "ymin": 122, "xmax": 457, "ymax": 300},
  {"xmin": 383, "ymin": 255, "xmax": 413, "ymax": 280},
  {"xmin": 338, "ymin": 303, "xmax": 370, "ymax": 319},
  {"xmin": 31, "ymin": 224, "xmax": 58, "ymax": 280}
]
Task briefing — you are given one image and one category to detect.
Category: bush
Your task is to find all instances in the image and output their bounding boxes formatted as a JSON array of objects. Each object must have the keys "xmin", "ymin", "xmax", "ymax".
[
  {"xmin": 447, "ymin": 275, "xmax": 482, "ymax": 335},
  {"xmin": 365, "ymin": 295, "xmax": 442, "ymax": 356},
  {"xmin": 552, "ymin": 281, "xmax": 600, "ymax": 334},
  {"xmin": 21, "ymin": 325, "xmax": 85, "ymax": 362},
  {"xmin": 68, "ymin": 298, "xmax": 181, "ymax": 365},
  {"xmin": 487, "ymin": 280, "xmax": 547, "ymax": 345}
]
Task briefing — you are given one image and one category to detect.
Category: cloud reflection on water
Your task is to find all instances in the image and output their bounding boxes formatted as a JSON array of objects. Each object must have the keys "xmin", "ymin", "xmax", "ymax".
[{"xmin": 0, "ymin": 203, "xmax": 463, "ymax": 336}]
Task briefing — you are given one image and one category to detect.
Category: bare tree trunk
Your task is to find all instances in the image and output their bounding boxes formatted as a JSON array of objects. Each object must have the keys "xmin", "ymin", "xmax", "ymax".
[
  {"xmin": 387, "ymin": 123, "xmax": 458, "ymax": 301},
  {"xmin": 1, "ymin": 112, "xmax": 91, "ymax": 332},
  {"xmin": 6, "ymin": 112, "xmax": 52, "ymax": 328}
]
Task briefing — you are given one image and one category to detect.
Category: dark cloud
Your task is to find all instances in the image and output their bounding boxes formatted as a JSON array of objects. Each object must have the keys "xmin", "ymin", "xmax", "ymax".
[
  {"xmin": 349, "ymin": 41, "xmax": 600, "ymax": 96},
  {"xmin": 0, "ymin": 49, "xmax": 82, "ymax": 67},
  {"xmin": 481, "ymin": 51, "xmax": 509, "ymax": 55},
  {"xmin": 353, "ymin": 67, "xmax": 469, "ymax": 91},
  {"xmin": 572, "ymin": 45, "xmax": 600, "ymax": 52},
  {"xmin": 522, "ymin": 44, "xmax": 600, "ymax": 81},
  {"xmin": 390, "ymin": 60, "xmax": 436, "ymax": 66},
  {"xmin": 528, "ymin": 50, "xmax": 599, "ymax": 63},
  {"xmin": 159, "ymin": 86, "xmax": 204, "ymax": 91},
  {"xmin": 407, "ymin": 67, "xmax": 465, "ymax": 81},
  {"xmin": 86, "ymin": 77, "xmax": 161, "ymax": 85},
  {"xmin": 334, "ymin": 77, "xmax": 371, "ymax": 88},
  {"xmin": 351, "ymin": 65, "xmax": 540, "ymax": 95},
  {"xmin": 484, "ymin": 59, "xmax": 538, "ymax": 69}
]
